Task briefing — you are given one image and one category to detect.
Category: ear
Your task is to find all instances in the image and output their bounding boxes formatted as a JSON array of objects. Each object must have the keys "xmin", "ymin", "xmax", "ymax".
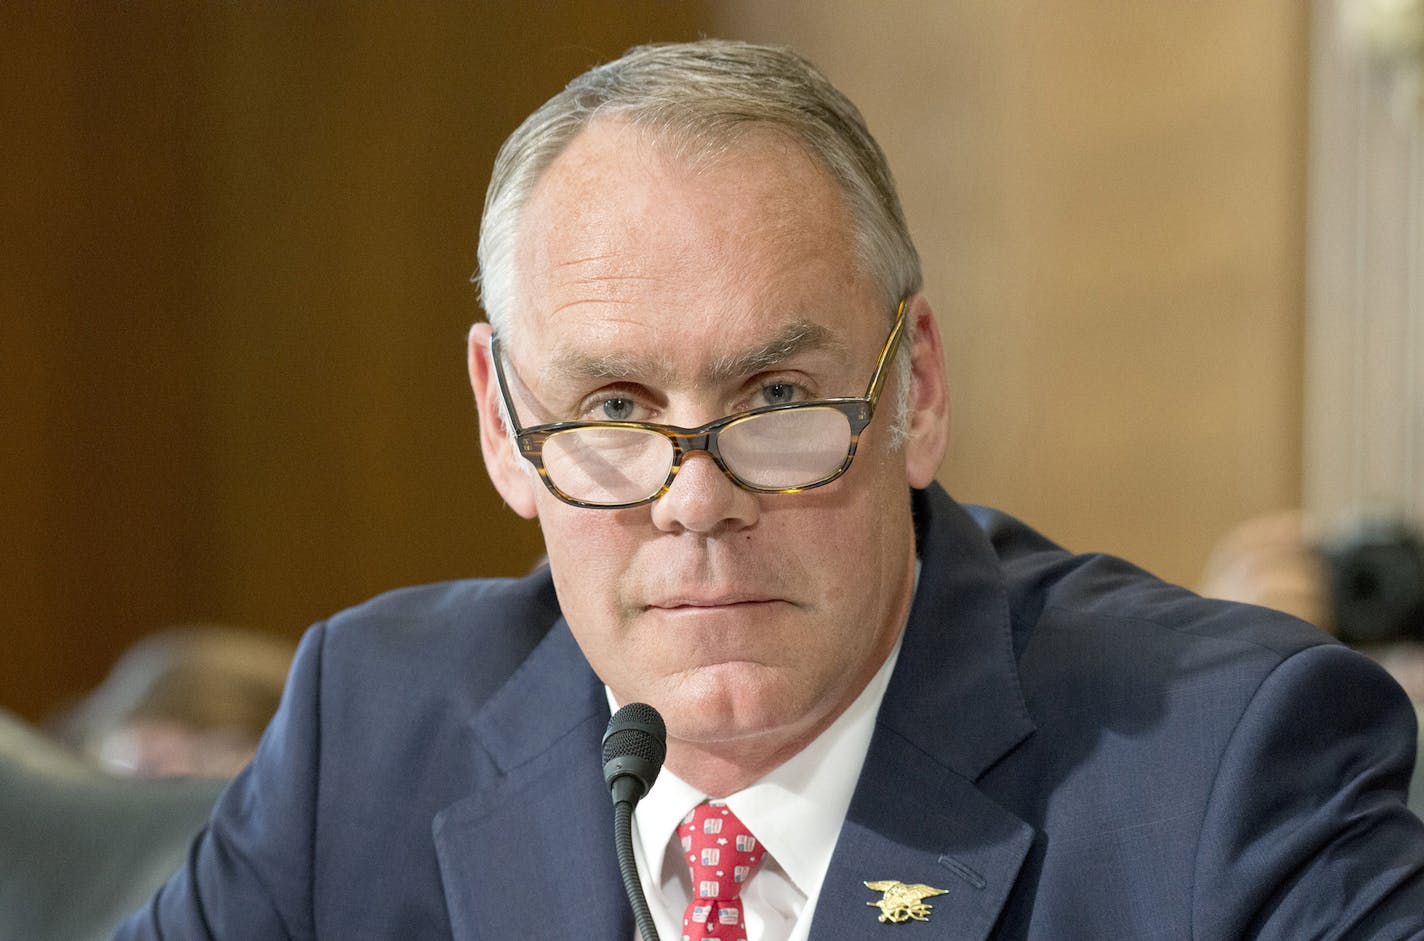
[
  {"xmin": 467, "ymin": 322, "xmax": 540, "ymax": 519},
  {"xmin": 901, "ymin": 294, "xmax": 951, "ymax": 488}
]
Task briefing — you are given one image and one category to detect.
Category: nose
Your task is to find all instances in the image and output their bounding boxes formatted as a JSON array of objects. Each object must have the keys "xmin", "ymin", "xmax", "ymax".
[{"xmin": 649, "ymin": 450, "xmax": 759, "ymax": 535}]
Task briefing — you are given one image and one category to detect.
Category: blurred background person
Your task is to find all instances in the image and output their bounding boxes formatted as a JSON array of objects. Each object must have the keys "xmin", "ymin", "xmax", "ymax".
[
  {"xmin": 49, "ymin": 624, "xmax": 296, "ymax": 778},
  {"xmin": 1198, "ymin": 511, "xmax": 1334, "ymax": 630},
  {"xmin": 1200, "ymin": 510, "xmax": 1424, "ymax": 697},
  {"xmin": 1, "ymin": 625, "xmax": 293, "ymax": 940}
]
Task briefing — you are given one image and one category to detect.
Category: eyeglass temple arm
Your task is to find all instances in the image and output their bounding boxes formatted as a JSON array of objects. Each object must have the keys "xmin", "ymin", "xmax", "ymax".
[
  {"xmin": 487, "ymin": 333, "xmax": 529, "ymax": 437},
  {"xmin": 863, "ymin": 296, "xmax": 910, "ymax": 406}
]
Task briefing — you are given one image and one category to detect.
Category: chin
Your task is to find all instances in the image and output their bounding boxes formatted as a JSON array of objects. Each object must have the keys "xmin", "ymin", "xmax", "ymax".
[{"xmin": 658, "ymin": 678, "xmax": 802, "ymax": 746}]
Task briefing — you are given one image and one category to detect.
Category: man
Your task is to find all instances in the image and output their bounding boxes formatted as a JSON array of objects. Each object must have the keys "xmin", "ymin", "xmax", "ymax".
[{"xmin": 117, "ymin": 40, "xmax": 1424, "ymax": 940}]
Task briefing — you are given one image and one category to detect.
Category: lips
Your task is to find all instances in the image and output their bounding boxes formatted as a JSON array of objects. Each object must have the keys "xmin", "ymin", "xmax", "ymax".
[{"xmin": 648, "ymin": 595, "xmax": 780, "ymax": 610}]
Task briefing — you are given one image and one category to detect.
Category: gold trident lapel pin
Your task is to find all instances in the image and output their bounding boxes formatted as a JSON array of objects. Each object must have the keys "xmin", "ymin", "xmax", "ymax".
[{"xmin": 864, "ymin": 880, "xmax": 949, "ymax": 924}]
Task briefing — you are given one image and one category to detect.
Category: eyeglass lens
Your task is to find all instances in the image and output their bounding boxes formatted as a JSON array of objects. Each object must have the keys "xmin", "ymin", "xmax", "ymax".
[
  {"xmin": 543, "ymin": 427, "xmax": 674, "ymax": 505},
  {"xmin": 540, "ymin": 406, "xmax": 854, "ymax": 506},
  {"xmin": 718, "ymin": 407, "xmax": 853, "ymax": 488}
]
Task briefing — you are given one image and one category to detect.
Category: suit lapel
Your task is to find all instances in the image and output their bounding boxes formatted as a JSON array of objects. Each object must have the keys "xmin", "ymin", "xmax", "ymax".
[
  {"xmin": 813, "ymin": 743, "xmax": 1034, "ymax": 939},
  {"xmin": 811, "ymin": 486, "xmax": 1038, "ymax": 939},
  {"xmin": 433, "ymin": 619, "xmax": 631, "ymax": 940}
]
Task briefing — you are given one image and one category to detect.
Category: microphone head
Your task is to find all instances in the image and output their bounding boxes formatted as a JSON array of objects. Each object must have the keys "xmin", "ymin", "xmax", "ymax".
[{"xmin": 601, "ymin": 702, "xmax": 667, "ymax": 806}]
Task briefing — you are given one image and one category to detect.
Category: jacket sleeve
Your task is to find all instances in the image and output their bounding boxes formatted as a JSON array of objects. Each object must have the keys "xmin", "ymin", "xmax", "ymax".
[
  {"xmin": 1194, "ymin": 642, "xmax": 1424, "ymax": 939},
  {"xmin": 111, "ymin": 623, "xmax": 329, "ymax": 941}
]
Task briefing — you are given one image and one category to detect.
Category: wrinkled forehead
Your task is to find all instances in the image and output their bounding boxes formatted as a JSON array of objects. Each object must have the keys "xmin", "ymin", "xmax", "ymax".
[
  {"xmin": 501, "ymin": 119, "xmax": 880, "ymax": 376},
  {"xmin": 514, "ymin": 117, "xmax": 853, "ymax": 267},
  {"xmin": 541, "ymin": 317, "xmax": 853, "ymax": 391}
]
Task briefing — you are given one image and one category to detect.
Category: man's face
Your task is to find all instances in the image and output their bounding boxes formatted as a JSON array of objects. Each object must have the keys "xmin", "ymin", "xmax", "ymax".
[{"xmin": 476, "ymin": 120, "xmax": 941, "ymax": 774}]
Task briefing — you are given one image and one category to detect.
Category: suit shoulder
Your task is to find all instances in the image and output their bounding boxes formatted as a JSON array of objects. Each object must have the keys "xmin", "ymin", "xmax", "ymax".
[
  {"xmin": 312, "ymin": 568, "xmax": 562, "ymax": 705},
  {"xmin": 964, "ymin": 504, "xmax": 1335, "ymax": 681},
  {"xmin": 325, "ymin": 569, "xmax": 559, "ymax": 637}
]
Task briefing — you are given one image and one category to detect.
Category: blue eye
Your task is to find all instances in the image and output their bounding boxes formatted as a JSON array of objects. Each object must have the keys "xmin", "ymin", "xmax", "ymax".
[
  {"xmin": 761, "ymin": 383, "xmax": 799, "ymax": 405},
  {"xmin": 600, "ymin": 398, "xmax": 636, "ymax": 421}
]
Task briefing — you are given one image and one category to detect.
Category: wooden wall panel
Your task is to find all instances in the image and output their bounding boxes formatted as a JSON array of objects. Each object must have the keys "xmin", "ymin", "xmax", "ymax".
[
  {"xmin": 3, "ymin": 8, "xmax": 215, "ymax": 719},
  {"xmin": 1, "ymin": 3, "xmax": 712, "ymax": 721}
]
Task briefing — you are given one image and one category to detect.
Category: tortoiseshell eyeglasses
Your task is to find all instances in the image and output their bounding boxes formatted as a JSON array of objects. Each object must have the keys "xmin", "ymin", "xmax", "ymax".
[{"xmin": 489, "ymin": 297, "xmax": 908, "ymax": 509}]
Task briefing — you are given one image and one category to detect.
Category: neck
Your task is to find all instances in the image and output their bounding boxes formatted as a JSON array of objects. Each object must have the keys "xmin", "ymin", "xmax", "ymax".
[{"xmin": 663, "ymin": 731, "xmax": 817, "ymax": 798}]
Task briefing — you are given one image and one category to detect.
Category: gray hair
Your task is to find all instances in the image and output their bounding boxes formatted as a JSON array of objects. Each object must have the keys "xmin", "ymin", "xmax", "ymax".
[{"xmin": 475, "ymin": 39, "xmax": 922, "ymax": 442}]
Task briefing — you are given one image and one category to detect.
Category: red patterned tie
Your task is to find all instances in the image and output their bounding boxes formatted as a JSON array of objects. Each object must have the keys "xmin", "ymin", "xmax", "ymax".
[{"xmin": 679, "ymin": 800, "xmax": 764, "ymax": 941}]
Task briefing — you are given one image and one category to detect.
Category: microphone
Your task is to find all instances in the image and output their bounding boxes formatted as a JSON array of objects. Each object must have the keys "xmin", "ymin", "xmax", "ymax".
[
  {"xmin": 602, "ymin": 701, "xmax": 667, "ymax": 805},
  {"xmin": 601, "ymin": 702, "xmax": 666, "ymax": 941}
]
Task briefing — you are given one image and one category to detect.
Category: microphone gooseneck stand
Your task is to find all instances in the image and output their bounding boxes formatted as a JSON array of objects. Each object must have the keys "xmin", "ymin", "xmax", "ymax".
[{"xmin": 614, "ymin": 797, "xmax": 660, "ymax": 941}]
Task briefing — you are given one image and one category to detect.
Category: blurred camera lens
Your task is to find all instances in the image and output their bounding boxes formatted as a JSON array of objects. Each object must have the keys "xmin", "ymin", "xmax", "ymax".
[{"xmin": 1323, "ymin": 519, "xmax": 1424, "ymax": 646}]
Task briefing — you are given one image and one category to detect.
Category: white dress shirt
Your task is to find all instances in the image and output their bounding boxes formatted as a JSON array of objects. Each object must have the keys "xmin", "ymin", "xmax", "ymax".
[{"xmin": 616, "ymin": 568, "xmax": 914, "ymax": 941}]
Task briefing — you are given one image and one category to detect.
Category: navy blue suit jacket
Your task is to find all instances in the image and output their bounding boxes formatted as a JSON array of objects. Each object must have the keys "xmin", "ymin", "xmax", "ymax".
[{"xmin": 116, "ymin": 485, "xmax": 1424, "ymax": 938}]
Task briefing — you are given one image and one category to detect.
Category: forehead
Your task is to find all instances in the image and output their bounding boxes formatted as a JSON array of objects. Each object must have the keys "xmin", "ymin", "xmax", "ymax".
[{"xmin": 505, "ymin": 118, "xmax": 882, "ymax": 376}]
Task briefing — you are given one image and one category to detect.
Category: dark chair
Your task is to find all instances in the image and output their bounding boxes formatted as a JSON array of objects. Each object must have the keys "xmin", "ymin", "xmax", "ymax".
[
  {"xmin": 0, "ymin": 709, "xmax": 225, "ymax": 941},
  {"xmin": 1412, "ymin": 704, "xmax": 1424, "ymax": 818}
]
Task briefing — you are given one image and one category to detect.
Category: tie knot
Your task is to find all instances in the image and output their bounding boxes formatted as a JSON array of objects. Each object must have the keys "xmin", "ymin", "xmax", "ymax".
[{"xmin": 681, "ymin": 801, "xmax": 764, "ymax": 899}]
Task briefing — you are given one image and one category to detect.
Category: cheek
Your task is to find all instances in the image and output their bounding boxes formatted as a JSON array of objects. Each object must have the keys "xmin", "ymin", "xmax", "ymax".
[
  {"xmin": 807, "ymin": 453, "xmax": 915, "ymax": 600},
  {"xmin": 767, "ymin": 492, "xmax": 885, "ymax": 602},
  {"xmin": 538, "ymin": 500, "xmax": 636, "ymax": 618}
]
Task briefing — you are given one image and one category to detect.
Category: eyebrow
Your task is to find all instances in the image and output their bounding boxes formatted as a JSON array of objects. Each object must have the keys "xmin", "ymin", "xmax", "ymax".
[{"xmin": 543, "ymin": 318, "xmax": 845, "ymax": 389}]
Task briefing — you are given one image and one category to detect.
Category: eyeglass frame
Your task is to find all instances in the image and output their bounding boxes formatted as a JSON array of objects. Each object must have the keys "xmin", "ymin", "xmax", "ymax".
[{"xmin": 488, "ymin": 296, "xmax": 910, "ymax": 510}]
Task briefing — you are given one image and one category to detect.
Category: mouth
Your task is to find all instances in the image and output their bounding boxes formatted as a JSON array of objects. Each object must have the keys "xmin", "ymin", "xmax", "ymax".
[
  {"xmin": 648, "ymin": 595, "xmax": 784, "ymax": 611},
  {"xmin": 646, "ymin": 583, "xmax": 803, "ymax": 612},
  {"xmin": 637, "ymin": 596, "xmax": 797, "ymax": 669}
]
